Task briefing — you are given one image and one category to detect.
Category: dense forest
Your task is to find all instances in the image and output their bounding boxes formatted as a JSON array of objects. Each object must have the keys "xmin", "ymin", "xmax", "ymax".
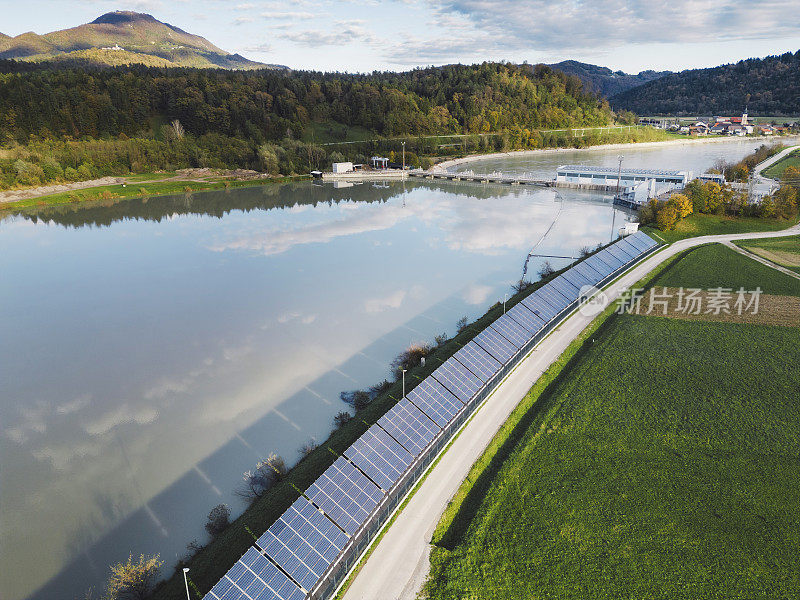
[
  {"xmin": 0, "ymin": 61, "xmax": 611, "ymax": 141},
  {"xmin": 0, "ymin": 61, "xmax": 631, "ymax": 189},
  {"xmin": 611, "ymin": 50, "xmax": 800, "ymax": 115}
]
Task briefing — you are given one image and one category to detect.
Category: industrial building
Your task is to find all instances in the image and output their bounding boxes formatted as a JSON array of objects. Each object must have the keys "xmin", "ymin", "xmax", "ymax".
[{"xmin": 556, "ymin": 165, "xmax": 692, "ymax": 187}]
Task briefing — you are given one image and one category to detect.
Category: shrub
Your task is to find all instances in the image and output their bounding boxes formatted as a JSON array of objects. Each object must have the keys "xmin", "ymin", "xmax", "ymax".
[{"xmin": 204, "ymin": 504, "xmax": 231, "ymax": 538}]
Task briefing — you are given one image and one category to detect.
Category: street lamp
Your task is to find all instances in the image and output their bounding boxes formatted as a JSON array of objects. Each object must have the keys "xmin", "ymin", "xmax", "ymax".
[
  {"xmin": 503, "ymin": 293, "xmax": 507, "ymax": 314},
  {"xmin": 402, "ymin": 369, "xmax": 407, "ymax": 398},
  {"xmin": 401, "ymin": 141, "xmax": 406, "ymax": 171},
  {"xmin": 182, "ymin": 568, "xmax": 191, "ymax": 600}
]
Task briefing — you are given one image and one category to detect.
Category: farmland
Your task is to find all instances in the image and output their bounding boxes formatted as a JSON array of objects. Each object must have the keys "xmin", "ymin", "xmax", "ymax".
[
  {"xmin": 737, "ymin": 235, "xmax": 800, "ymax": 274},
  {"xmin": 653, "ymin": 243, "xmax": 800, "ymax": 295},
  {"xmin": 425, "ymin": 244, "xmax": 800, "ymax": 600}
]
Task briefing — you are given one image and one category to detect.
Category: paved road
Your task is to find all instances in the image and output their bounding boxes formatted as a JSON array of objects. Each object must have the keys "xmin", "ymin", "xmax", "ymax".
[
  {"xmin": 341, "ymin": 223, "xmax": 800, "ymax": 600},
  {"xmin": 754, "ymin": 144, "xmax": 799, "ymax": 186}
]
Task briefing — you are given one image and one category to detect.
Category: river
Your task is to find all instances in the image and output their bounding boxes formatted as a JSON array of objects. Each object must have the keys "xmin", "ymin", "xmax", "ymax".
[{"xmin": 0, "ymin": 137, "xmax": 777, "ymax": 600}]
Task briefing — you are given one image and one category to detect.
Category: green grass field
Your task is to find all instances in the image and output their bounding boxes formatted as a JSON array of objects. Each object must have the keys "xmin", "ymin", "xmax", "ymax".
[
  {"xmin": 641, "ymin": 213, "xmax": 799, "ymax": 244},
  {"xmin": 653, "ymin": 243, "xmax": 800, "ymax": 295},
  {"xmin": 426, "ymin": 245, "xmax": 800, "ymax": 600},
  {"xmin": 737, "ymin": 236, "xmax": 800, "ymax": 274},
  {"xmin": 762, "ymin": 149, "xmax": 800, "ymax": 180}
]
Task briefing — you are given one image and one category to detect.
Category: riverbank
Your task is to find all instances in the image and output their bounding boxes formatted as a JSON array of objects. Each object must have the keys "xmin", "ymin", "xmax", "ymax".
[
  {"xmin": 0, "ymin": 170, "xmax": 306, "ymax": 212},
  {"xmin": 433, "ymin": 134, "xmax": 800, "ymax": 172}
]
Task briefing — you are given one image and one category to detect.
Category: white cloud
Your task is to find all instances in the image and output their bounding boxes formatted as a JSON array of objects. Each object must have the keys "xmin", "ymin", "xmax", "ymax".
[
  {"xmin": 83, "ymin": 403, "xmax": 159, "ymax": 436},
  {"xmin": 364, "ymin": 289, "xmax": 407, "ymax": 313},
  {"xmin": 426, "ymin": 0, "xmax": 800, "ymax": 54},
  {"xmin": 281, "ymin": 20, "xmax": 378, "ymax": 47},
  {"xmin": 461, "ymin": 283, "xmax": 493, "ymax": 305}
]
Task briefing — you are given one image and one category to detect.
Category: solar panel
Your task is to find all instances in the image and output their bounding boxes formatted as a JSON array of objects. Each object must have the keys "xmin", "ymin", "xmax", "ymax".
[
  {"xmin": 343, "ymin": 425, "xmax": 413, "ymax": 490},
  {"xmin": 306, "ymin": 456, "xmax": 383, "ymax": 536},
  {"xmin": 471, "ymin": 324, "xmax": 519, "ymax": 364},
  {"xmin": 205, "ymin": 547, "xmax": 307, "ymax": 600},
  {"xmin": 594, "ymin": 248, "xmax": 625, "ymax": 269},
  {"xmin": 406, "ymin": 377, "xmax": 462, "ymax": 427},
  {"xmin": 603, "ymin": 244, "xmax": 632, "ymax": 266},
  {"xmin": 629, "ymin": 231, "xmax": 657, "ymax": 251},
  {"xmin": 550, "ymin": 275, "xmax": 580, "ymax": 300},
  {"xmin": 489, "ymin": 314, "xmax": 532, "ymax": 349},
  {"xmin": 640, "ymin": 232, "xmax": 658, "ymax": 248},
  {"xmin": 520, "ymin": 291, "xmax": 558, "ymax": 323},
  {"xmin": 242, "ymin": 548, "xmax": 306, "ymax": 600},
  {"xmin": 615, "ymin": 238, "xmax": 643, "ymax": 260},
  {"xmin": 506, "ymin": 303, "xmax": 545, "ymax": 335},
  {"xmin": 536, "ymin": 283, "xmax": 571, "ymax": 312},
  {"xmin": 256, "ymin": 496, "xmax": 347, "ymax": 591},
  {"xmin": 378, "ymin": 397, "xmax": 440, "ymax": 455},
  {"xmin": 561, "ymin": 268, "xmax": 593, "ymax": 292},
  {"xmin": 623, "ymin": 233, "xmax": 649, "ymax": 253},
  {"xmin": 431, "ymin": 357, "xmax": 483, "ymax": 403},
  {"xmin": 452, "ymin": 341, "xmax": 502, "ymax": 383},
  {"xmin": 582, "ymin": 254, "xmax": 614, "ymax": 279},
  {"xmin": 572, "ymin": 261, "xmax": 604, "ymax": 285}
]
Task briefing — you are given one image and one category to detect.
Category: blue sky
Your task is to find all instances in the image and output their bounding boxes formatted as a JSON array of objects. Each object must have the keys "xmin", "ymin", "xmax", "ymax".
[{"xmin": 4, "ymin": 0, "xmax": 800, "ymax": 73}]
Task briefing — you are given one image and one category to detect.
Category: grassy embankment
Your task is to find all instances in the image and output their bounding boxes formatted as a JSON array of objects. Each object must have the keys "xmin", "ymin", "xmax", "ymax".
[
  {"xmin": 0, "ymin": 174, "xmax": 305, "ymax": 211},
  {"xmin": 148, "ymin": 253, "xmax": 598, "ymax": 600},
  {"xmin": 426, "ymin": 244, "xmax": 800, "ymax": 600},
  {"xmin": 737, "ymin": 235, "xmax": 800, "ymax": 274},
  {"xmin": 642, "ymin": 212, "xmax": 799, "ymax": 244},
  {"xmin": 762, "ymin": 148, "xmax": 800, "ymax": 179}
]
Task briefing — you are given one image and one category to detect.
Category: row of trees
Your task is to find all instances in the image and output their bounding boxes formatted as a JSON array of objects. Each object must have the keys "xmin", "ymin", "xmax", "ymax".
[{"xmin": 641, "ymin": 179, "xmax": 798, "ymax": 230}]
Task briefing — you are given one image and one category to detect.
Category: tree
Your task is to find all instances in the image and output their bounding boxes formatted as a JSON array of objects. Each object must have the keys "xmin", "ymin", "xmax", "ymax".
[
  {"xmin": 340, "ymin": 389, "xmax": 372, "ymax": 410},
  {"xmin": 298, "ymin": 439, "xmax": 318, "ymax": 458},
  {"xmin": 538, "ymin": 261, "xmax": 555, "ymax": 279},
  {"xmin": 237, "ymin": 453, "xmax": 287, "ymax": 500},
  {"xmin": 104, "ymin": 554, "xmax": 163, "ymax": 600},
  {"xmin": 391, "ymin": 343, "xmax": 433, "ymax": 379},
  {"xmin": 773, "ymin": 185, "xmax": 798, "ymax": 219},
  {"xmin": 668, "ymin": 193, "xmax": 693, "ymax": 218},
  {"xmin": 656, "ymin": 202, "xmax": 679, "ymax": 230},
  {"xmin": 456, "ymin": 316, "xmax": 469, "ymax": 332},
  {"xmin": 205, "ymin": 504, "xmax": 231, "ymax": 538},
  {"xmin": 333, "ymin": 411, "xmax": 352, "ymax": 429}
]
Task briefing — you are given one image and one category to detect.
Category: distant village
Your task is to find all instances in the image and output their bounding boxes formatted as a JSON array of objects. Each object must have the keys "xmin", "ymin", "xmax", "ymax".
[{"xmin": 640, "ymin": 111, "xmax": 798, "ymax": 136}]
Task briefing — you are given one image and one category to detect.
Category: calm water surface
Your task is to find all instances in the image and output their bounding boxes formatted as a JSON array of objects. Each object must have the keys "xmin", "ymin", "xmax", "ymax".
[{"xmin": 0, "ymin": 139, "xmax": 775, "ymax": 600}]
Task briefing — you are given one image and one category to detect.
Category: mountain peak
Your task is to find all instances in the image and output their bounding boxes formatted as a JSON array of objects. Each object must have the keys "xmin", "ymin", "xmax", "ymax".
[
  {"xmin": 0, "ymin": 12, "xmax": 274, "ymax": 70},
  {"xmin": 91, "ymin": 11, "xmax": 159, "ymax": 25}
]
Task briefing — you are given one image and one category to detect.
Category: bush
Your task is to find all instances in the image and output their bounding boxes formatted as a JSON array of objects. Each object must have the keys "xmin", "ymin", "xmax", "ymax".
[
  {"xmin": 204, "ymin": 504, "xmax": 231, "ymax": 538},
  {"xmin": 333, "ymin": 411, "xmax": 352, "ymax": 429}
]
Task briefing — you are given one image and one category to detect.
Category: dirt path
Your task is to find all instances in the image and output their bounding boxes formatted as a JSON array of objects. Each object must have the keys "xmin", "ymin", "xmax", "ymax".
[
  {"xmin": 0, "ymin": 176, "xmax": 126, "ymax": 204},
  {"xmin": 724, "ymin": 240, "xmax": 800, "ymax": 281}
]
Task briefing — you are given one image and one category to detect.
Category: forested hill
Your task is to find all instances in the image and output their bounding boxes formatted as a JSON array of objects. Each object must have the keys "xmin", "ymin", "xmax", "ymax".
[
  {"xmin": 610, "ymin": 51, "xmax": 800, "ymax": 115},
  {"xmin": 0, "ymin": 11, "xmax": 267, "ymax": 69},
  {"xmin": 548, "ymin": 60, "xmax": 669, "ymax": 98},
  {"xmin": 0, "ymin": 62, "xmax": 612, "ymax": 143}
]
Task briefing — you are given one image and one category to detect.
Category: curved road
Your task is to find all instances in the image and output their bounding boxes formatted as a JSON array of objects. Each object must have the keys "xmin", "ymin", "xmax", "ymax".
[{"xmin": 341, "ymin": 222, "xmax": 800, "ymax": 600}]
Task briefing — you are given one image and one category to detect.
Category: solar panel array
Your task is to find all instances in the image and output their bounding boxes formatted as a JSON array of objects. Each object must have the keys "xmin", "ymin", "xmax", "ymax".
[{"xmin": 203, "ymin": 231, "xmax": 657, "ymax": 600}]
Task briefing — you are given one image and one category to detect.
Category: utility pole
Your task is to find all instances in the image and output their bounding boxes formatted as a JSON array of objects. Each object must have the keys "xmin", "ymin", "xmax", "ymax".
[{"xmin": 615, "ymin": 155, "xmax": 624, "ymax": 198}]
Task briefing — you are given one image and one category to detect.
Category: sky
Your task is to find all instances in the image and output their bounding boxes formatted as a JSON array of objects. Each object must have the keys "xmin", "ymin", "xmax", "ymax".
[{"xmin": 3, "ymin": 0, "xmax": 800, "ymax": 73}]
